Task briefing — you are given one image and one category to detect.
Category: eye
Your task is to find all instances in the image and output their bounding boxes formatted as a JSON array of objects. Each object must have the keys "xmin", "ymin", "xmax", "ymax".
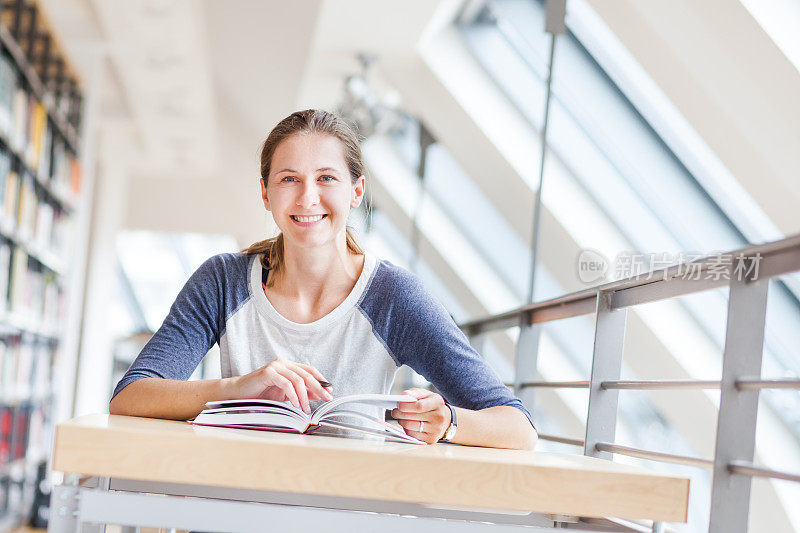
[
  {"xmin": 280, "ymin": 176, "xmax": 298, "ymax": 182},
  {"xmin": 319, "ymin": 175, "xmax": 336, "ymax": 182}
]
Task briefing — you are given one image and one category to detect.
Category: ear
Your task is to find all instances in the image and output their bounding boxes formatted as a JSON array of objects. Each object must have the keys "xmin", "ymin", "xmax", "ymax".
[
  {"xmin": 350, "ymin": 175, "xmax": 365, "ymax": 208},
  {"xmin": 260, "ymin": 177, "xmax": 271, "ymax": 211}
]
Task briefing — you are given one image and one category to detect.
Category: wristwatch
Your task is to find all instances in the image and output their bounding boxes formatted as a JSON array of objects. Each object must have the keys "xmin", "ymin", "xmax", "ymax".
[{"xmin": 443, "ymin": 401, "xmax": 458, "ymax": 442}]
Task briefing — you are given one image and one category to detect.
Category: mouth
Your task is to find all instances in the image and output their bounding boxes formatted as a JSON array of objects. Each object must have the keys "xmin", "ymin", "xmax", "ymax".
[{"xmin": 290, "ymin": 214, "xmax": 328, "ymax": 226}]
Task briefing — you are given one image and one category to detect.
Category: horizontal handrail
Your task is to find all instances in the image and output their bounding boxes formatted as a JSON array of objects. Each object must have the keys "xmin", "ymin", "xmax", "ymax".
[
  {"xmin": 601, "ymin": 380, "xmax": 720, "ymax": 390},
  {"xmin": 537, "ymin": 433, "xmax": 584, "ymax": 447},
  {"xmin": 735, "ymin": 378, "xmax": 800, "ymax": 390},
  {"xmin": 519, "ymin": 381, "xmax": 589, "ymax": 389},
  {"xmin": 595, "ymin": 443, "xmax": 713, "ymax": 469},
  {"xmin": 728, "ymin": 461, "xmax": 800, "ymax": 483},
  {"xmin": 510, "ymin": 378, "xmax": 800, "ymax": 391},
  {"xmin": 459, "ymin": 233, "xmax": 800, "ymax": 335}
]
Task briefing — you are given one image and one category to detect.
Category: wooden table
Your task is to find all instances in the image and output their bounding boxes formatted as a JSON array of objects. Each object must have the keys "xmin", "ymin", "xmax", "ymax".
[{"xmin": 48, "ymin": 414, "xmax": 689, "ymax": 532}]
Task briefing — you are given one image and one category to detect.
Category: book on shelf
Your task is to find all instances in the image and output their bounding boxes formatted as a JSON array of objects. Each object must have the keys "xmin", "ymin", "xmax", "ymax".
[
  {"xmin": 0, "ymin": 404, "xmax": 11, "ymax": 467},
  {"xmin": 11, "ymin": 403, "xmax": 29, "ymax": 460},
  {"xmin": 50, "ymin": 139, "xmax": 80, "ymax": 202},
  {"xmin": 37, "ymin": 125, "xmax": 52, "ymax": 184},
  {"xmin": 8, "ymin": 246, "xmax": 27, "ymax": 314},
  {"xmin": 11, "ymin": 88, "xmax": 27, "ymax": 155},
  {"xmin": 42, "ymin": 271, "xmax": 59, "ymax": 325},
  {"xmin": 69, "ymin": 157, "xmax": 81, "ymax": 195},
  {"xmin": 26, "ymin": 101, "xmax": 46, "ymax": 171},
  {"xmin": 0, "ymin": 54, "xmax": 15, "ymax": 139},
  {"xmin": 190, "ymin": 394, "xmax": 425, "ymax": 444},
  {"xmin": 16, "ymin": 175, "xmax": 36, "ymax": 240},
  {"xmin": 0, "ymin": 149, "xmax": 10, "ymax": 216},
  {"xmin": 0, "ymin": 241, "xmax": 9, "ymax": 311},
  {"xmin": 3, "ymin": 170, "xmax": 18, "ymax": 225},
  {"xmin": 33, "ymin": 198, "xmax": 53, "ymax": 250}
]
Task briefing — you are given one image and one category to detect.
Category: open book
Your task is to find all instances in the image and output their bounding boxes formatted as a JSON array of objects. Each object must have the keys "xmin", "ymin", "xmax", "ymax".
[{"xmin": 189, "ymin": 394, "xmax": 424, "ymax": 444}]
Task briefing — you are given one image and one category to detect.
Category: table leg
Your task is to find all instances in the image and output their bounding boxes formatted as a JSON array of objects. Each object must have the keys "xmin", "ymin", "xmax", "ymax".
[
  {"xmin": 48, "ymin": 483, "xmax": 79, "ymax": 533},
  {"xmin": 48, "ymin": 475, "xmax": 111, "ymax": 533}
]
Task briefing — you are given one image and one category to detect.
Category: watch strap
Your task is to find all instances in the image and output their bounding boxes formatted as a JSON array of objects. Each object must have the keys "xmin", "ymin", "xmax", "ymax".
[{"xmin": 443, "ymin": 401, "xmax": 457, "ymax": 441}]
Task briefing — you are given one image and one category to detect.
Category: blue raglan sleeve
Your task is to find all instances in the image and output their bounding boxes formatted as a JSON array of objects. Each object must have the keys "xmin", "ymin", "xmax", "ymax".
[
  {"xmin": 359, "ymin": 261, "xmax": 535, "ymax": 428},
  {"xmin": 110, "ymin": 254, "xmax": 235, "ymax": 400}
]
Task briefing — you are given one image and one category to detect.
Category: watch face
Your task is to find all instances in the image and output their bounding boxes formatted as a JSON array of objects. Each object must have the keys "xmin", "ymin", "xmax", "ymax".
[{"xmin": 445, "ymin": 425, "xmax": 457, "ymax": 441}]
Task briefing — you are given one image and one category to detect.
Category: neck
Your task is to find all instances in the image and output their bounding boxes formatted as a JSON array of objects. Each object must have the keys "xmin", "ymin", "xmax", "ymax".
[{"xmin": 270, "ymin": 236, "xmax": 363, "ymax": 301}]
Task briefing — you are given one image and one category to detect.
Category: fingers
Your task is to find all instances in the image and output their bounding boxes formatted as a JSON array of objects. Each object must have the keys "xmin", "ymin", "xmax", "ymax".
[
  {"xmin": 295, "ymin": 362, "xmax": 334, "ymax": 395},
  {"xmin": 291, "ymin": 364, "xmax": 333, "ymax": 402},
  {"xmin": 394, "ymin": 390, "xmax": 450, "ymax": 445},
  {"xmin": 397, "ymin": 389, "xmax": 441, "ymax": 414},
  {"xmin": 392, "ymin": 407, "xmax": 448, "ymax": 426},
  {"xmin": 396, "ymin": 419, "xmax": 436, "ymax": 445},
  {"xmin": 402, "ymin": 388, "xmax": 433, "ymax": 400},
  {"xmin": 266, "ymin": 363, "xmax": 311, "ymax": 413},
  {"xmin": 264, "ymin": 360, "xmax": 334, "ymax": 413},
  {"xmin": 390, "ymin": 408, "xmax": 425, "ymax": 421},
  {"xmin": 265, "ymin": 367, "xmax": 301, "ymax": 411},
  {"xmin": 296, "ymin": 363, "xmax": 329, "ymax": 385}
]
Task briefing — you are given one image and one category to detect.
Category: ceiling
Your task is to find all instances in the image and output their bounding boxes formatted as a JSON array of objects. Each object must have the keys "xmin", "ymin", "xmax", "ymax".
[{"xmin": 30, "ymin": 0, "xmax": 800, "ymax": 244}]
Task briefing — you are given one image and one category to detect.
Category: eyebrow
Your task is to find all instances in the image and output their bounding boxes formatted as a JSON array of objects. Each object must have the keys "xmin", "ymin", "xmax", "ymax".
[{"xmin": 276, "ymin": 167, "xmax": 340, "ymax": 174}]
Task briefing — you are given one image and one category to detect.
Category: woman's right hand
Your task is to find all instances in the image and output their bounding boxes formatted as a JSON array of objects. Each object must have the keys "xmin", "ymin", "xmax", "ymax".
[{"xmin": 230, "ymin": 359, "xmax": 333, "ymax": 414}]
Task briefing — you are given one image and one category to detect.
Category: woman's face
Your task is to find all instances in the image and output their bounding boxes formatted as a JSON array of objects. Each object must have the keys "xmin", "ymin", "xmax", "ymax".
[{"xmin": 262, "ymin": 133, "xmax": 364, "ymax": 251}]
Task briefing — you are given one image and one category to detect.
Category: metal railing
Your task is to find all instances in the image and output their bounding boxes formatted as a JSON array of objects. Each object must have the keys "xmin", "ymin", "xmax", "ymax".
[{"xmin": 459, "ymin": 234, "xmax": 800, "ymax": 533}]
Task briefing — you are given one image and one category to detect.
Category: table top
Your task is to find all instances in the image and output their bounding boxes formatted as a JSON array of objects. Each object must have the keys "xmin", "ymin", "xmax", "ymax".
[{"xmin": 53, "ymin": 414, "xmax": 689, "ymax": 522}]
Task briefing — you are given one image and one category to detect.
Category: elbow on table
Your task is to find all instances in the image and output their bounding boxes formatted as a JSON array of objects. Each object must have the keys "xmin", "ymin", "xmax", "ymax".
[
  {"xmin": 520, "ymin": 427, "xmax": 538, "ymax": 451},
  {"xmin": 108, "ymin": 394, "xmax": 124, "ymax": 416},
  {"xmin": 109, "ymin": 385, "xmax": 135, "ymax": 416}
]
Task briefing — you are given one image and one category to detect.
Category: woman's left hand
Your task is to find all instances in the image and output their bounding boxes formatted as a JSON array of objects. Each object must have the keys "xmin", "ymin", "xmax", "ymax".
[{"xmin": 392, "ymin": 388, "xmax": 452, "ymax": 444}]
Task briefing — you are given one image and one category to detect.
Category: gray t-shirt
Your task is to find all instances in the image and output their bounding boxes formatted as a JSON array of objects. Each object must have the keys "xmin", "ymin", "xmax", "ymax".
[{"xmin": 112, "ymin": 252, "xmax": 534, "ymax": 425}]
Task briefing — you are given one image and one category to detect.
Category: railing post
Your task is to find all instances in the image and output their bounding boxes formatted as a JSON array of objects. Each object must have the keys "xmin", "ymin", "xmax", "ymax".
[
  {"xmin": 584, "ymin": 291, "xmax": 627, "ymax": 459},
  {"xmin": 708, "ymin": 278, "xmax": 769, "ymax": 533},
  {"xmin": 514, "ymin": 314, "xmax": 541, "ymax": 410}
]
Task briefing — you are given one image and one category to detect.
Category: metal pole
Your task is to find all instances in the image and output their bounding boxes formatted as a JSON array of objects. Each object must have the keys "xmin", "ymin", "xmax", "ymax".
[
  {"xmin": 728, "ymin": 461, "xmax": 800, "ymax": 484},
  {"xmin": 735, "ymin": 378, "xmax": 800, "ymax": 390},
  {"xmin": 596, "ymin": 443, "xmax": 713, "ymax": 469},
  {"xmin": 708, "ymin": 278, "xmax": 769, "ymax": 533},
  {"xmin": 584, "ymin": 291, "xmax": 626, "ymax": 460},
  {"xmin": 527, "ymin": 30, "xmax": 557, "ymax": 304},
  {"xmin": 515, "ymin": 0, "xmax": 566, "ymax": 421}
]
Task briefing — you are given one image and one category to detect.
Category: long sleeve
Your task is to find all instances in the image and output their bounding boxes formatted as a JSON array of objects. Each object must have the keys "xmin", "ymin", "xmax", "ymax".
[
  {"xmin": 111, "ymin": 253, "xmax": 246, "ymax": 400},
  {"xmin": 358, "ymin": 261, "xmax": 535, "ymax": 428}
]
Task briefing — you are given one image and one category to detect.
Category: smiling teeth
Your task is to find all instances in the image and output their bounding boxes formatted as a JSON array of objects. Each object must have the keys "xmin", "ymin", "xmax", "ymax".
[{"xmin": 294, "ymin": 215, "xmax": 324, "ymax": 222}]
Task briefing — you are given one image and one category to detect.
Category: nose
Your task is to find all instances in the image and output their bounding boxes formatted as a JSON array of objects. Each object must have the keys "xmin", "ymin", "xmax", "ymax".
[{"xmin": 296, "ymin": 180, "xmax": 320, "ymax": 209}]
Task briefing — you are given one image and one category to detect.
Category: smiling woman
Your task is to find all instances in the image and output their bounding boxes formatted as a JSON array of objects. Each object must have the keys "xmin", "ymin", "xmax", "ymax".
[
  {"xmin": 243, "ymin": 111, "xmax": 367, "ymax": 287},
  {"xmin": 108, "ymin": 109, "xmax": 538, "ymax": 450}
]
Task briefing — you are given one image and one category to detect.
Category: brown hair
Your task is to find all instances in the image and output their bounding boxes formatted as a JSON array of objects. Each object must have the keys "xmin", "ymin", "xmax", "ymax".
[{"xmin": 241, "ymin": 109, "xmax": 365, "ymax": 286}]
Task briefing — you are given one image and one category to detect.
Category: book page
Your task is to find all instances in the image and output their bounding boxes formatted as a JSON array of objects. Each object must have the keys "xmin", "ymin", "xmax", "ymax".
[
  {"xmin": 322, "ymin": 409, "xmax": 423, "ymax": 442},
  {"xmin": 318, "ymin": 419, "xmax": 424, "ymax": 444},
  {"xmin": 199, "ymin": 404, "xmax": 307, "ymax": 422},
  {"xmin": 204, "ymin": 399, "xmax": 308, "ymax": 420},
  {"xmin": 312, "ymin": 394, "xmax": 416, "ymax": 422},
  {"xmin": 191, "ymin": 411, "xmax": 312, "ymax": 433}
]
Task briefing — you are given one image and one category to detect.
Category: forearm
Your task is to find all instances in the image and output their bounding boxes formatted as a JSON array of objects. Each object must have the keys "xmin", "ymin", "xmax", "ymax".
[
  {"xmin": 450, "ymin": 405, "xmax": 538, "ymax": 450},
  {"xmin": 109, "ymin": 377, "xmax": 240, "ymax": 420}
]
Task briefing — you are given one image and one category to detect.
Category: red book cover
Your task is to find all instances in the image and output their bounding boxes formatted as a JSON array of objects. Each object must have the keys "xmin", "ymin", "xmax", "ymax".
[
  {"xmin": 12, "ymin": 404, "xmax": 29, "ymax": 460},
  {"xmin": 0, "ymin": 406, "xmax": 12, "ymax": 468}
]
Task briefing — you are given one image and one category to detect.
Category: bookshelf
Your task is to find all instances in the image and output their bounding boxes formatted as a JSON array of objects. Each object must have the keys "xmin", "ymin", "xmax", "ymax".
[{"xmin": 0, "ymin": 0, "xmax": 84, "ymax": 529}]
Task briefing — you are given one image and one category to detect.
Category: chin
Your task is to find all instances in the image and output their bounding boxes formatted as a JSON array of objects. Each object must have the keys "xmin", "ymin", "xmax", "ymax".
[{"xmin": 288, "ymin": 234, "xmax": 335, "ymax": 250}]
